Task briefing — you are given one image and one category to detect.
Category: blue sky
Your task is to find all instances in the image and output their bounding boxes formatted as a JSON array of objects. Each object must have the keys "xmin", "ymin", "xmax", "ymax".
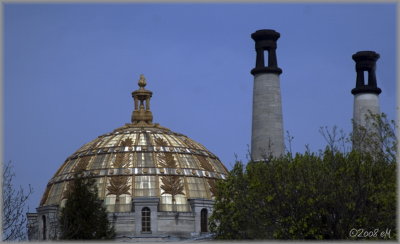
[{"xmin": 4, "ymin": 3, "xmax": 396, "ymax": 211}]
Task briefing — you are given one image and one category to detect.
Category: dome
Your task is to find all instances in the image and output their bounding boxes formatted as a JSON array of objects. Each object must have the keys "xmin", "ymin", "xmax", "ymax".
[{"xmin": 39, "ymin": 75, "xmax": 228, "ymax": 213}]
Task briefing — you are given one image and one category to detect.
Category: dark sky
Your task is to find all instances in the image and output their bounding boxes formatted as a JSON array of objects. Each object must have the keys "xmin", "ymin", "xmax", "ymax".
[{"xmin": 4, "ymin": 3, "xmax": 396, "ymax": 211}]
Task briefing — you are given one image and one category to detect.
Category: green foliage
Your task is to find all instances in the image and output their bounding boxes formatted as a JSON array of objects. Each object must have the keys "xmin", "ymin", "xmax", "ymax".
[
  {"xmin": 209, "ymin": 162, "xmax": 251, "ymax": 239},
  {"xmin": 59, "ymin": 174, "xmax": 115, "ymax": 240},
  {"xmin": 210, "ymin": 113, "xmax": 396, "ymax": 240},
  {"xmin": 351, "ymin": 112, "xmax": 397, "ymax": 162}
]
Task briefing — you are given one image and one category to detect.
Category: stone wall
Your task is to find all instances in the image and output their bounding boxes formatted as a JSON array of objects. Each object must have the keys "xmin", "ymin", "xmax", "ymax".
[{"xmin": 28, "ymin": 198, "xmax": 215, "ymax": 241}]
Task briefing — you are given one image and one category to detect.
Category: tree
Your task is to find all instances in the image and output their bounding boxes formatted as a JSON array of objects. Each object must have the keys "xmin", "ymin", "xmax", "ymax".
[
  {"xmin": 59, "ymin": 173, "xmax": 115, "ymax": 240},
  {"xmin": 209, "ymin": 162, "xmax": 250, "ymax": 239},
  {"xmin": 351, "ymin": 112, "xmax": 397, "ymax": 162},
  {"xmin": 2, "ymin": 161, "xmax": 33, "ymax": 241},
  {"xmin": 210, "ymin": 113, "xmax": 396, "ymax": 240}
]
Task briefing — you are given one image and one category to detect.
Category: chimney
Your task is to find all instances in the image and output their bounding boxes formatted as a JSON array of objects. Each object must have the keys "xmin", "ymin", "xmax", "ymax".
[
  {"xmin": 250, "ymin": 29, "xmax": 284, "ymax": 161},
  {"xmin": 351, "ymin": 51, "xmax": 382, "ymax": 149}
]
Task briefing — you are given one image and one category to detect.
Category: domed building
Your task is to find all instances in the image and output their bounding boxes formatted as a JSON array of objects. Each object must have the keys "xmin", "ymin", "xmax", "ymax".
[{"xmin": 27, "ymin": 75, "xmax": 228, "ymax": 241}]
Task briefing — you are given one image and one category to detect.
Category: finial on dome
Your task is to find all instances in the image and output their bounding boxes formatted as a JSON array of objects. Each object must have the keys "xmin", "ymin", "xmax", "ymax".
[
  {"xmin": 131, "ymin": 74, "xmax": 153, "ymax": 125},
  {"xmin": 138, "ymin": 74, "xmax": 147, "ymax": 89}
]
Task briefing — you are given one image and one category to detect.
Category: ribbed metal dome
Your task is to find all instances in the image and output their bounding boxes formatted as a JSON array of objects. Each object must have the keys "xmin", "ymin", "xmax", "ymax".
[{"xmin": 39, "ymin": 75, "xmax": 228, "ymax": 213}]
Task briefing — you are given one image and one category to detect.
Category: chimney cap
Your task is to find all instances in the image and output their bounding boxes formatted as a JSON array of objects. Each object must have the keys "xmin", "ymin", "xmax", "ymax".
[
  {"xmin": 352, "ymin": 51, "xmax": 380, "ymax": 62},
  {"xmin": 351, "ymin": 50, "xmax": 381, "ymax": 95},
  {"xmin": 251, "ymin": 29, "xmax": 280, "ymax": 41}
]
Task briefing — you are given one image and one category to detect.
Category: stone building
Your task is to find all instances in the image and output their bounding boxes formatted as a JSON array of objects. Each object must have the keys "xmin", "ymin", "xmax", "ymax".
[
  {"xmin": 26, "ymin": 29, "xmax": 384, "ymax": 241},
  {"xmin": 27, "ymin": 74, "xmax": 228, "ymax": 241}
]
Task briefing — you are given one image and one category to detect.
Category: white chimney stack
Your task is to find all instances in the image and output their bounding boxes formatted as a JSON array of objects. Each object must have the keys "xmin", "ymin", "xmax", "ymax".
[
  {"xmin": 351, "ymin": 51, "xmax": 382, "ymax": 149},
  {"xmin": 250, "ymin": 29, "xmax": 284, "ymax": 161}
]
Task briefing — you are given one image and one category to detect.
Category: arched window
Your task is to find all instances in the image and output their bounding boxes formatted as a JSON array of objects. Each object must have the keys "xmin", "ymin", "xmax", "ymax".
[
  {"xmin": 42, "ymin": 215, "xmax": 47, "ymax": 240},
  {"xmin": 141, "ymin": 207, "xmax": 151, "ymax": 232},
  {"xmin": 200, "ymin": 208, "xmax": 208, "ymax": 233}
]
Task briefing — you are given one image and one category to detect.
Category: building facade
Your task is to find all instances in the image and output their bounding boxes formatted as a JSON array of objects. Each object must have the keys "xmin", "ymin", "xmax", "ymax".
[
  {"xmin": 27, "ymin": 75, "xmax": 228, "ymax": 241},
  {"xmin": 26, "ymin": 29, "xmax": 384, "ymax": 241}
]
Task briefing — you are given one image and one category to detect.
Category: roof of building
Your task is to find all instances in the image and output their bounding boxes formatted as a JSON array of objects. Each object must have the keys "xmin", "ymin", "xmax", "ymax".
[{"xmin": 39, "ymin": 75, "xmax": 228, "ymax": 212}]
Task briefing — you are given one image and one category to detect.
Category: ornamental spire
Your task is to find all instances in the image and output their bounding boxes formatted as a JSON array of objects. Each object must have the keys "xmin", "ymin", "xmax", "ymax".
[
  {"xmin": 138, "ymin": 74, "xmax": 147, "ymax": 89},
  {"xmin": 131, "ymin": 74, "xmax": 153, "ymax": 125}
]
